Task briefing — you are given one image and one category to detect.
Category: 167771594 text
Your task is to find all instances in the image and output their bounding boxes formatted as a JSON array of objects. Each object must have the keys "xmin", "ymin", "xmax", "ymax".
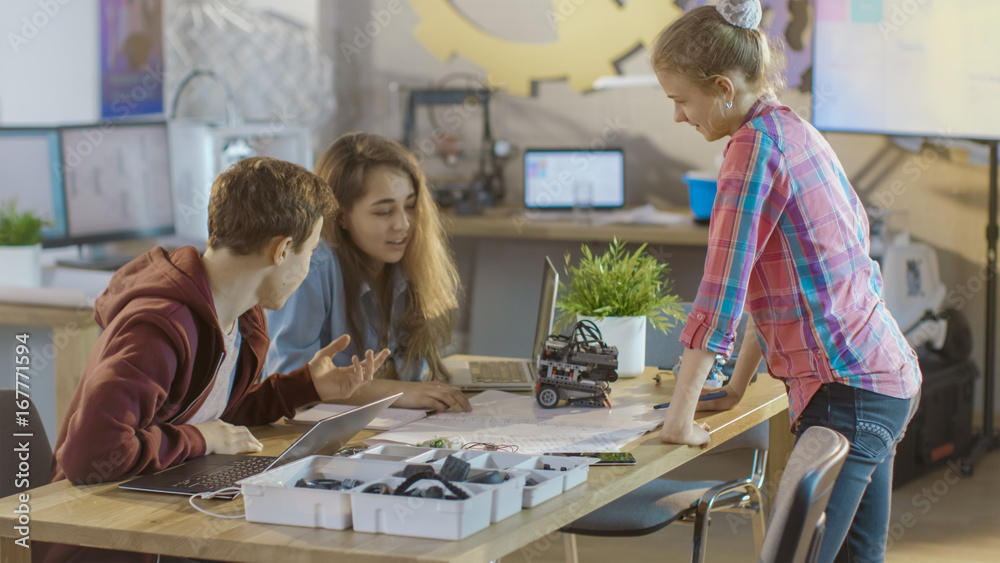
[{"xmin": 12, "ymin": 332, "xmax": 33, "ymax": 549}]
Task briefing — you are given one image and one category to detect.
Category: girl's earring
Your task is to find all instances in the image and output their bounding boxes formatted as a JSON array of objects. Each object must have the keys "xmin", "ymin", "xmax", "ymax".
[{"xmin": 726, "ymin": 100, "xmax": 733, "ymax": 109}]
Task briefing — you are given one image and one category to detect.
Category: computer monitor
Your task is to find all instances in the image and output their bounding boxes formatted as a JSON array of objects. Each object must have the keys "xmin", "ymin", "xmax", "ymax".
[
  {"xmin": 523, "ymin": 149, "xmax": 625, "ymax": 210},
  {"xmin": 0, "ymin": 128, "xmax": 69, "ymax": 246},
  {"xmin": 812, "ymin": 1, "xmax": 1000, "ymax": 140},
  {"xmin": 58, "ymin": 121, "xmax": 174, "ymax": 267}
]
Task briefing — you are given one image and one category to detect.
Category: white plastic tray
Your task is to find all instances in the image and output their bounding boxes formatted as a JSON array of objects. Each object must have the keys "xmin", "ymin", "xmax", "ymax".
[
  {"xmin": 350, "ymin": 476, "xmax": 491, "ymax": 540},
  {"xmin": 238, "ymin": 456, "xmax": 399, "ymax": 530},
  {"xmin": 236, "ymin": 447, "xmax": 588, "ymax": 537}
]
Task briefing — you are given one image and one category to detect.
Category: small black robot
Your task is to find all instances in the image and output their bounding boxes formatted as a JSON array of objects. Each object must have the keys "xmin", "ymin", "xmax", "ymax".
[{"xmin": 534, "ymin": 320, "xmax": 619, "ymax": 409}]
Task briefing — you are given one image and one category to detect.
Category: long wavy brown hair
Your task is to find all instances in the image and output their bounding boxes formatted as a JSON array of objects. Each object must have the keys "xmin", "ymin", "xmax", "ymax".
[{"xmin": 314, "ymin": 132, "xmax": 459, "ymax": 380}]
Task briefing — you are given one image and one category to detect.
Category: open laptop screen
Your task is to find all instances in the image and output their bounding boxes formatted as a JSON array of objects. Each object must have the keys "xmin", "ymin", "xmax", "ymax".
[
  {"xmin": 523, "ymin": 149, "xmax": 625, "ymax": 210},
  {"xmin": 532, "ymin": 256, "xmax": 559, "ymax": 361}
]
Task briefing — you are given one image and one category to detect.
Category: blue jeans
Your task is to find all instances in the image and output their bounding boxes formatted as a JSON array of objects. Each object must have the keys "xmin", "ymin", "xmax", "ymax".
[{"xmin": 793, "ymin": 382, "xmax": 919, "ymax": 563}]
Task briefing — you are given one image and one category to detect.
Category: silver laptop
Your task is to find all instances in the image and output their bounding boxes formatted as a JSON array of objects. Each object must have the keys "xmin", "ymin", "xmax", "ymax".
[
  {"xmin": 118, "ymin": 393, "xmax": 403, "ymax": 497},
  {"xmin": 444, "ymin": 257, "xmax": 558, "ymax": 391}
]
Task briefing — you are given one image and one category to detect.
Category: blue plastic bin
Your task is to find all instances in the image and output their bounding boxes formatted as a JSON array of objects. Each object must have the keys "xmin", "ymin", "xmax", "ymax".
[{"xmin": 682, "ymin": 173, "xmax": 718, "ymax": 220}]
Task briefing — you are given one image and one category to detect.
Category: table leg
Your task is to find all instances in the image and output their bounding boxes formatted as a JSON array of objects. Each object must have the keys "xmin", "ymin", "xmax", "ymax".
[
  {"xmin": 0, "ymin": 537, "xmax": 30, "ymax": 563},
  {"xmin": 766, "ymin": 408, "xmax": 795, "ymax": 510}
]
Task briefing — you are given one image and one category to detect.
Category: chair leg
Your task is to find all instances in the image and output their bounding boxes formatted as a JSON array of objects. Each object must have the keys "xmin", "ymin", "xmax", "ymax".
[
  {"xmin": 748, "ymin": 486, "xmax": 767, "ymax": 557},
  {"xmin": 563, "ymin": 533, "xmax": 580, "ymax": 563},
  {"xmin": 691, "ymin": 507, "xmax": 711, "ymax": 563}
]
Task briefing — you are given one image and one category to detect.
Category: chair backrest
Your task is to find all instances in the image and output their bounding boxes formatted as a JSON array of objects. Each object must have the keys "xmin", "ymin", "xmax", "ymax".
[
  {"xmin": 759, "ymin": 426, "xmax": 850, "ymax": 563},
  {"xmin": 1, "ymin": 389, "xmax": 54, "ymax": 498}
]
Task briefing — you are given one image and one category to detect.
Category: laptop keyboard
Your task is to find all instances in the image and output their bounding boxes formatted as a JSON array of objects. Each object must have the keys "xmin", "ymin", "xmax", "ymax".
[
  {"xmin": 470, "ymin": 361, "xmax": 529, "ymax": 384},
  {"xmin": 173, "ymin": 455, "xmax": 277, "ymax": 490}
]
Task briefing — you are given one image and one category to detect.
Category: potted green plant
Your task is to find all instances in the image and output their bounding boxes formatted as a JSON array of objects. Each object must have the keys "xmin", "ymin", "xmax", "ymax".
[
  {"xmin": 556, "ymin": 238, "xmax": 685, "ymax": 377},
  {"xmin": 0, "ymin": 198, "xmax": 48, "ymax": 287}
]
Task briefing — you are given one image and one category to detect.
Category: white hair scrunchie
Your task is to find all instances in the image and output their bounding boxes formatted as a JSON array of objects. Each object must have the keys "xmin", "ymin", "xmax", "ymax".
[{"xmin": 716, "ymin": 0, "xmax": 762, "ymax": 30}]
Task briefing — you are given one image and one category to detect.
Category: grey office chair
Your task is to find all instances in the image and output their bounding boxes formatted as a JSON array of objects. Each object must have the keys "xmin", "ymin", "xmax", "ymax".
[
  {"xmin": 1, "ymin": 389, "xmax": 54, "ymax": 498},
  {"xmin": 561, "ymin": 421, "xmax": 769, "ymax": 563},
  {"xmin": 759, "ymin": 426, "xmax": 849, "ymax": 563}
]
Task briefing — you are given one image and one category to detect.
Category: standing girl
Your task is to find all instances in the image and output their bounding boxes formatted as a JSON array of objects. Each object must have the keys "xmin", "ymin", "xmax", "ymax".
[
  {"xmin": 653, "ymin": 2, "xmax": 920, "ymax": 562},
  {"xmin": 267, "ymin": 132, "xmax": 471, "ymax": 412}
]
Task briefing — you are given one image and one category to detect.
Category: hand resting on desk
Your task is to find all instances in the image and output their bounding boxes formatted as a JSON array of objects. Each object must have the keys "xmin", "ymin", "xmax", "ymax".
[
  {"xmin": 389, "ymin": 380, "xmax": 472, "ymax": 412},
  {"xmin": 192, "ymin": 419, "xmax": 264, "ymax": 455}
]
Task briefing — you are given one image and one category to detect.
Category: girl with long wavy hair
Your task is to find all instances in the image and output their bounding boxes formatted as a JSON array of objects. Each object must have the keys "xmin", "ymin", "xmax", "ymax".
[{"xmin": 266, "ymin": 132, "xmax": 470, "ymax": 412}]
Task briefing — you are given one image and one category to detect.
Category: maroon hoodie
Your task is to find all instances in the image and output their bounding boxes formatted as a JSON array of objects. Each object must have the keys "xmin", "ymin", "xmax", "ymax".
[{"xmin": 36, "ymin": 246, "xmax": 320, "ymax": 562}]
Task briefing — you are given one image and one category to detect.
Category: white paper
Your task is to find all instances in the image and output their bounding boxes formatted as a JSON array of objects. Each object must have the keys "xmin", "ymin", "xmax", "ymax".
[
  {"xmin": 367, "ymin": 389, "xmax": 665, "ymax": 454},
  {"xmin": 290, "ymin": 403, "xmax": 427, "ymax": 431}
]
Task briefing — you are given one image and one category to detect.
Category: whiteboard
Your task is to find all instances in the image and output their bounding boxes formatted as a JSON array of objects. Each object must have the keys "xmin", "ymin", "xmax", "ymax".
[{"xmin": 812, "ymin": 0, "xmax": 1000, "ymax": 140}]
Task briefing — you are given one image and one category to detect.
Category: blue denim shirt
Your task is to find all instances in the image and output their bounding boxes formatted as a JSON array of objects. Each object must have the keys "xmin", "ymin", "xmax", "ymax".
[{"xmin": 265, "ymin": 241, "xmax": 425, "ymax": 381}]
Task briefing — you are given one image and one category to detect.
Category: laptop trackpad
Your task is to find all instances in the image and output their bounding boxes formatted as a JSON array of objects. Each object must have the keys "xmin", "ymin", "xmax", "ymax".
[{"xmin": 443, "ymin": 359, "xmax": 470, "ymax": 371}]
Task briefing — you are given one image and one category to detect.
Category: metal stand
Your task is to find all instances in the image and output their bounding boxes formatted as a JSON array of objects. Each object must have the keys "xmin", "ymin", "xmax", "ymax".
[{"xmin": 961, "ymin": 139, "xmax": 1000, "ymax": 474}]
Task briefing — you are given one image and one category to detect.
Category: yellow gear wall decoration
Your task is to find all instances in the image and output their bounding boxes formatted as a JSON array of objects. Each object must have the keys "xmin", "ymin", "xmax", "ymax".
[{"xmin": 412, "ymin": 0, "xmax": 683, "ymax": 96}]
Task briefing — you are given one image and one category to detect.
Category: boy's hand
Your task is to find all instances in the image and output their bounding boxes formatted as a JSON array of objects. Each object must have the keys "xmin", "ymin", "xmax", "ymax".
[
  {"xmin": 695, "ymin": 384, "xmax": 743, "ymax": 412},
  {"xmin": 308, "ymin": 334, "xmax": 390, "ymax": 401},
  {"xmin": 192, "ymin": 419, "xmax": 263, "ymax": 455}
]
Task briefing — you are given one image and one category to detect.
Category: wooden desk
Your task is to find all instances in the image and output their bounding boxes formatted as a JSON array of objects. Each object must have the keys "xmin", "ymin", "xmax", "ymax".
[
  {"xmin": 443, "ymin": 209, "xmax": 710, "ymax": 246},
  {"xmin": 0, "ymin": 300, "xmax": 99, "ymax": 432},
  {"xmin": 0, "ymin": 370, "xmax": 789, "ymax": 563}
]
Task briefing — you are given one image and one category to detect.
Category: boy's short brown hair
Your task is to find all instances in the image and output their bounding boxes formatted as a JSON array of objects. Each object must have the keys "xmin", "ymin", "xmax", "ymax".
[{"xmin": 207, "ymin": 157, "xmax": 334, "ymax": 255}]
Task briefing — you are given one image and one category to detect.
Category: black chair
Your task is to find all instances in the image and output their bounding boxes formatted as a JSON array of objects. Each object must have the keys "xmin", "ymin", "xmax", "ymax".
[
  {"xmin": 1, "ymin": 389, "xmax": 54, "ymax": 498},
  {"xmin": 561, "ymin": 422, "xmax": 770, "ymax": 563},
  {"xmin": 758, "ymin": 426, "xmax": 850, "ymax": 563}
]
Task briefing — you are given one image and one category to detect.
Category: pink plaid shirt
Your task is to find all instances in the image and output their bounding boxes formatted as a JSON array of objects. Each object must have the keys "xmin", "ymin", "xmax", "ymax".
[{"xmin": 680, "ymin": 96, "xmax": 922, "ymax": 425}]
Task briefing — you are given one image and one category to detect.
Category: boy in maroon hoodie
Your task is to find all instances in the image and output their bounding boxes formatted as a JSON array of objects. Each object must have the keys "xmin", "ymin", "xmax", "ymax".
[{"xmin": 37, "ymin": 157, "xmax": 389, "ymax": 562}]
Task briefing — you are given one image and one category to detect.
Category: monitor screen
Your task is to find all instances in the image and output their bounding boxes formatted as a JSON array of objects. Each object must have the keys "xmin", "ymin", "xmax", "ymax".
[
  {"xmin": 0, "ymin": 128, "xmax": 68, "ymax": 246},
  {"xmin": 523, "ymin": 149, "xmax": 625, "ymax": 209},
  {"xmin": 812, "ymin": 1, "xmax": 1000, "ymax": 140},
  {"xmin": 60, "ymin": 122, "xmax": 174, "ymax": 244}
]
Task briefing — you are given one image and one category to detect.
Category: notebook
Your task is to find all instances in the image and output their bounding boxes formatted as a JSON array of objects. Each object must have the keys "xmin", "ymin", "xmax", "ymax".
[
  {"xmin": 118, "ymin": 392, "xmax": 403, "ymax": 497},
  {"xmin": 523, "ymin": 148, "xmax": 626, "ymax": 211},
  {"xmin": 443, "ymin": 256, "xmax": 558, "ymax": 391}
]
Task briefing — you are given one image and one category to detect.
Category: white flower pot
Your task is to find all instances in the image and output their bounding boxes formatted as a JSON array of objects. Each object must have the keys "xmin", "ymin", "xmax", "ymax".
[
  {"xmin": 578, "ymin": 315, "xmax": 646, "ymax": 378},
  {"xmin": 0, "ymin": 243, "xmax": 42, "ymax": 287}
]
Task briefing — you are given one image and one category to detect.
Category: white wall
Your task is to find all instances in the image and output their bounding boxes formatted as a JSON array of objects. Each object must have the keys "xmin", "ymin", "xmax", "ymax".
[
  {"xmin": 0, "ymin": 0, "xmax": 100, "ymax": 125},
  {"xmin": 0, "ymin": 0, "xmax": 318, "ymax": 125}
]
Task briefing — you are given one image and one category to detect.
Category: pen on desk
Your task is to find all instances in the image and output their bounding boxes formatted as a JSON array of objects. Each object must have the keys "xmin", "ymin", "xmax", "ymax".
[{"xmin": 652, "ymin": 390, "xmax": 727, "ymax": 410}]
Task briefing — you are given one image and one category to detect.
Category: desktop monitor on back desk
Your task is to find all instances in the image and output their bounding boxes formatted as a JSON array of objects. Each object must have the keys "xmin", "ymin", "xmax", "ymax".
[
  {"xmin": 57, "ymin": 122, "xmax": 175, "ymax": 269},
  {"xmin": 0, "ymin": 128, "xmax": 68, "ymax": 245},
  {"xmin": 523, "ymin": 148, "xmax": 626, "ymax": 211}
]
